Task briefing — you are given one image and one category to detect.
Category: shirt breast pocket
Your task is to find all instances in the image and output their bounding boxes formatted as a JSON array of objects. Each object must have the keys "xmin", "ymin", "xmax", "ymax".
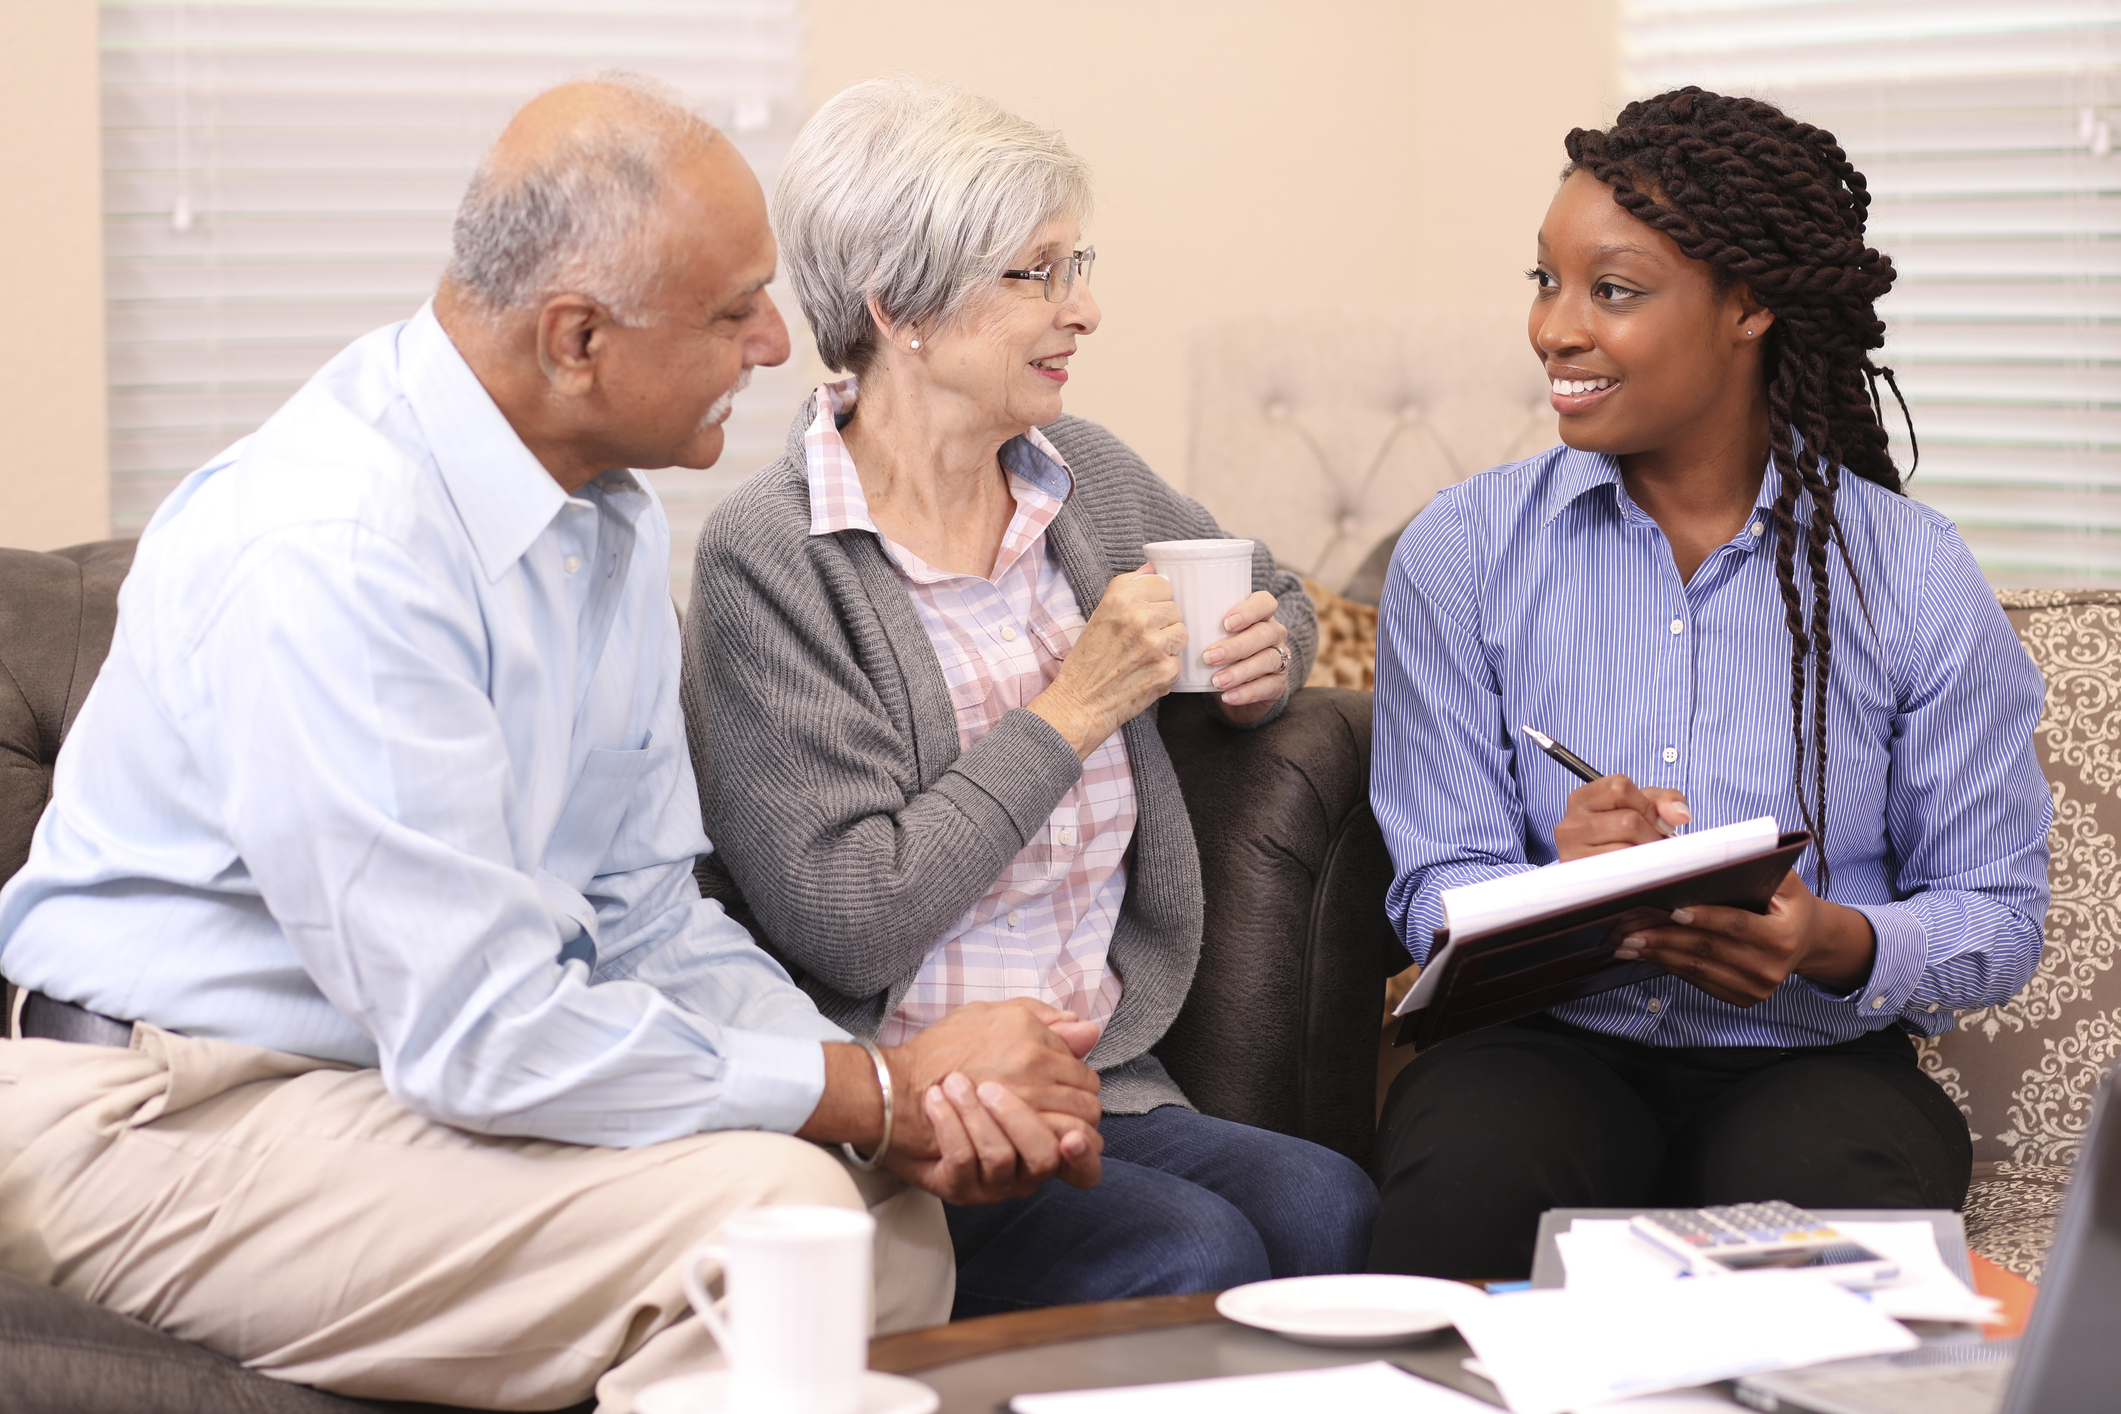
[{"xmin": 546, "ymin": 743, "xmax": 658, "ymax": 886}]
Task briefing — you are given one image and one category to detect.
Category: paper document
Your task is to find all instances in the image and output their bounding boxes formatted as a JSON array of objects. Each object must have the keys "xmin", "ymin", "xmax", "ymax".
[
  {"xmin": 1396, "ymin": 817, "xmax": 1782, "ymax": 1018},
  {"xmin": 1005, "ymin": 1359, "xmax": 1496, "ymax": 1413},
  {"xmin": 1449, "ymin": 1271, "xmax": 1917, "ymax": 1414},
  {"xmin": 1553, "ymin": 1218, "xmax": 2000, "ymax": 1326}
]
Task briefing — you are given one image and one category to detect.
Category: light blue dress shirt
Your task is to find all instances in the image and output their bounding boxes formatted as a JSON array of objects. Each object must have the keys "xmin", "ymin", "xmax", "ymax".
[
  {"xmin": 1373, "ymin": 446, "xmax": 2051, "ymax": 1048},
  {"xmin": 0, "ymin": 306, "xmax": 843, "ymax": 1145}
]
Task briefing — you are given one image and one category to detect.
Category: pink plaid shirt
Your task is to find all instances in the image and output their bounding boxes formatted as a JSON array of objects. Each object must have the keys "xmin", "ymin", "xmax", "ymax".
[{"xmin": 804, "ymin": 378, "xmax": 1134, "ymax": 1046}]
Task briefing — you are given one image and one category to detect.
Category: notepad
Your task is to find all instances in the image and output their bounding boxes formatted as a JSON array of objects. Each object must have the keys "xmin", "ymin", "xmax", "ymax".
[{"xmin": 1394, "ymin": 818, "xmax": 1808, "ymax": 1047}]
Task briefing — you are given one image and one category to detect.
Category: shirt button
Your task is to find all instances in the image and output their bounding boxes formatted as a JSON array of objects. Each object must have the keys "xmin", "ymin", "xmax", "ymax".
[
  {"xmin": 1007, "ymin": 910, "xmax": 1023, "ymax": 928},
  {"xmin": 1872, "ymin": 996, "xmax": 1887, "ymax": 1010},
  {"xmin": 1926, "ymin": 1003, "xmax": 1940, "ymax": 1014},
  {"xmin": 1748, "ymin": 522, "xmax": 1764, "ymax": 537},
  {"xmin": 1669, "ymin": 618, "xmax": 1683, "ymax": 635},
  {"xmin": 1058, "ymin": 827, "xmax": 1076, "ymax": 846},
  {"xmin": 1662, "ymin": 746, "xmax": 1678, "ymax": 763},
  {"xmin": 1000, "ymin": 624, "xmax": 1018, "ymax": 642},
  {"xmin": 563, "ymin": 555, "xmax": 582, "ymax": 574},
  {"xmin": 1646, "ymin": 998, "xmax": 1663, "ymax": 1014}
]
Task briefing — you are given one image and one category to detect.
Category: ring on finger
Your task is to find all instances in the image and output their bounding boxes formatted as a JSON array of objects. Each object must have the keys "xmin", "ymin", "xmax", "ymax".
[{"xmin": 1269, "ymin": 644, "xmax": 1290, "ymax": 675}]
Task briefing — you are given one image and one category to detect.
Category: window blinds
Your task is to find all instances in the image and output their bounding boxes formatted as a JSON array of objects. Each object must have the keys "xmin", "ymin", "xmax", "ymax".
[
  {"xmin": 1623, "ymin": 0, "xmax": 2121, "ymax": 584},
  {"xmin": 100, "ymin": 0, "xmax": 805, "ymax": 587}
]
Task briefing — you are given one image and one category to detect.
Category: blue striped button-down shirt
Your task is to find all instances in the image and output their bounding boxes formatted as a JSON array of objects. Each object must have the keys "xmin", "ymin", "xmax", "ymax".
[
  {"xmin": 1372, "ymin": 446, "xmax": 2050, "ymax": 1046},
  {"xmin": 0, "ymin": 305, "xmax": 843, "ymax": 1144}
]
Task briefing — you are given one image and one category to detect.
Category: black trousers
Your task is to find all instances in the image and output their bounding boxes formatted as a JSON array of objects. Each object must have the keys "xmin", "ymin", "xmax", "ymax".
[{"xmin": 1367, "ymin": 1012, "xmax": 1973, "ymax": 1280}]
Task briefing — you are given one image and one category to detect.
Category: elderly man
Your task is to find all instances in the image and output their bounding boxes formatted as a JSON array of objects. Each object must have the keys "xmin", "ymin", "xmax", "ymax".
[{"xmin": 0, "ymin": 78, "xmax": 1102, "ymax": 1412}]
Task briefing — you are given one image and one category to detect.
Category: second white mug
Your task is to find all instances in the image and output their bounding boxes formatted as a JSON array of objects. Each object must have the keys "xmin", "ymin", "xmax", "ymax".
[{"xmin": 679, "ymin": 1204, "xmax": 875, "ymax": 1414}]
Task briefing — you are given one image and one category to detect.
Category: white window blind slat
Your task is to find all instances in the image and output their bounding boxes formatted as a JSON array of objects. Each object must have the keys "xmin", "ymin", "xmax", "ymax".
[
  {"xmin": 1623, "ymin": 0, "xmax": 2121, "ymax": 585},
  {"xmin": 101, "ymin": 0, "xmax": 807, "ymax": 590}
]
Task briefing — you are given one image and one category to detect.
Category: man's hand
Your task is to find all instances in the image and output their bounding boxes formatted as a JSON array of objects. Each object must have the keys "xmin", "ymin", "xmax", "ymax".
[
  {"xmin": 798, "ymin": 999, "xmax": 1104, "ymax": 1204},
  {"xmin": 1612, "ymin": 869, "xmax": 1879, "ymax": 1007},
  {"xmin": 1553, "ymin": 774, "xmax": 1691, "ymax": 860}
]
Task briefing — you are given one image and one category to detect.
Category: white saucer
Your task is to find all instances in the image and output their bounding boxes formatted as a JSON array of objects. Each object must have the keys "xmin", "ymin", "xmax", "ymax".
[
  {"xmin": 635, "ymin": 1370, "xmax": 939, "ymax": 1414},
  {"xmin": 1215, "ymin": 1273, "xmax": 1485, "ymax": 1347}
]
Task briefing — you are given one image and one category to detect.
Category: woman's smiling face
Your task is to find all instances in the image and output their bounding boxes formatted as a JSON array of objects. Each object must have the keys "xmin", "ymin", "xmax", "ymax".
[
  {"xmin": 913, "ymin": 217, "xmax": 1100, "ymax": 437},
  {"xmin": 1527, "ymin": 169, "xmax": 1771, "ymax": 459}
]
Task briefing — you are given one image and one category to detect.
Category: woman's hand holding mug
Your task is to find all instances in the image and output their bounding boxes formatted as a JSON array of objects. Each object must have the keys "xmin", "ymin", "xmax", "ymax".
[
  {"xmin": 1204, "ymin": 589, "xmax": 1290, "ymax": 721},
  {"xmin": 1029, "ymin": 565, "xmax": 1185, "ymax": 759}
]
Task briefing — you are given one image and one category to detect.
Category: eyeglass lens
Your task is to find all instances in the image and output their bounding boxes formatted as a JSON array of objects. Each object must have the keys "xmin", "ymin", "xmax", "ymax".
[{"xmin": 1042, "ymin": 248, "xmax": 1095, "ymax": 303}]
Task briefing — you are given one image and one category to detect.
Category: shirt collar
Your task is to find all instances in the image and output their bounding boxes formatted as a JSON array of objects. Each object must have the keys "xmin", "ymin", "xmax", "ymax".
[
  {"xmin": 398, "ymin": 302, "xmax": 576, "ymax": 583},
  {"xmin": 1538, "ymin": 443, "xmax": 1797, "ymax": 555},
  {"xmin": 803, "ymin": 375, "xmax": 1075, "ymax": 539}
]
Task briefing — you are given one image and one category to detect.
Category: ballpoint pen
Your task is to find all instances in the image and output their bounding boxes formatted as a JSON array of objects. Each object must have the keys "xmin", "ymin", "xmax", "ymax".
[{"xmin": 1519, "ymin": 724, "xmax": 1602, "ymax": 784}]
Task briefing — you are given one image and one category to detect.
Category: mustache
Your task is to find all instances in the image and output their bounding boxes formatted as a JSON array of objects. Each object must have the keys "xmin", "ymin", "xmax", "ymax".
[{"xmin": 698, "ymin": 367, "xmax": 754, "ymax": 433}]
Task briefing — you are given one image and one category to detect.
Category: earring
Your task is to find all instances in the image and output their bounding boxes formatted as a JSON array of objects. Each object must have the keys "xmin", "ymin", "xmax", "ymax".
[{"xmin": 909, "ymin": 337, "xmax": 922, "ymax": 350}]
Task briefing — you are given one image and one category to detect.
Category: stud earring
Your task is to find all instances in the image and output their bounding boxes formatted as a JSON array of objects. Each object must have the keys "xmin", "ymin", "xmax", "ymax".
[{"xmin": 909, "ymin": 337, "xmax": 922, "ymax": 350}]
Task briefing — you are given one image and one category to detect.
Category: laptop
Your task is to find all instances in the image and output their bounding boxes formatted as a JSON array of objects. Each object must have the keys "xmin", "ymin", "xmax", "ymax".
[{"xmin": 1735, "ymin": 1061, "xmax": 2121, "ymax": 1414}]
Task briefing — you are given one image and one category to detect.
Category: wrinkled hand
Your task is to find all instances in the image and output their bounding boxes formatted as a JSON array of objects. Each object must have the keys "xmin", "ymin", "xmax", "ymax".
[
  {"xmin": 1552, "ymin": 774, "xmax": 1691, "ymax": 860},
  {"xmin": 1611, "ymin": 866, "xmax": 1879, "ymax": 1007},
  {"xmin": 1204, "ymin": 589, "xmax": 1289, "ymax": 724},
  {"xmin": 881, "ymin": 999, "xmax": 1104, "ymax": 1203},
  {"xmin": 1030, "ymin": 566, "xmax": 1185, "ymax": 759}
]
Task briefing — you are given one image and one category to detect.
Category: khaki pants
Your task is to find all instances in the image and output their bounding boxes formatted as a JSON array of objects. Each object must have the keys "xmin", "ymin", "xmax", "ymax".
[{"xmin": 0, "ymin": 1022, "xmax": 953, "ymax": 1412}]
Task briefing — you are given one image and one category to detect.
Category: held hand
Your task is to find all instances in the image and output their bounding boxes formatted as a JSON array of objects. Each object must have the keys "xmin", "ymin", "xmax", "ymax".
[
  {"xmin": 1204, "ymin": 589, "xmax": 1289, "ymax": 724},
  {"xmin": 1552, "ymin": 774, "xmax": 1692, "ymax": 861},
  {"xmin": 1029, "ymin": 566, "xmax": 1185, "ymax": 759},
  {"xmin": 887, "ymin": 998, "xmax": 1102, "ymax": 1150},
  {"xmin": 887, "ymin": 1073, "xmax": 1103, "ymax": 1203},
  {"xmin": 1611, "ymin": 870, "xmax": 1879, "ymax": 1007}
]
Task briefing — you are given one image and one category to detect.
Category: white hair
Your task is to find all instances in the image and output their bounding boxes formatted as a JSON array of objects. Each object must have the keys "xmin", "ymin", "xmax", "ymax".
[
  {"xmin": 775, "ymin": 76, "xmax": 1094, "ymax": 373},
  {"xmin": 445, "ymin": 72, "xmax": 719, "ymax": 321}
]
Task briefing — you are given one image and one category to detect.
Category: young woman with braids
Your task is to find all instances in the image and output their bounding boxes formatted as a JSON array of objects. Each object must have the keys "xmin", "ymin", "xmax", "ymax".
[{"xmin": 1366, "ymin": 89, "xmax": 2052, "ymax": 1278}]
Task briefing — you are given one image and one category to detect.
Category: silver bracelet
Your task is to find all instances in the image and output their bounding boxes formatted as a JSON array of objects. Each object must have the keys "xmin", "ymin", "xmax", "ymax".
[{"xmin": 840, "ymin": 1036, "xmax": 894, "ymax": 1171}]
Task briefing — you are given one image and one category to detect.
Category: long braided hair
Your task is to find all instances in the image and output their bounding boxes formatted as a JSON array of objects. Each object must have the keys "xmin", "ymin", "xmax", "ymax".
[{"xmin": 1567, "ymin": 87, "xmax": 1916, "ymax": 897}]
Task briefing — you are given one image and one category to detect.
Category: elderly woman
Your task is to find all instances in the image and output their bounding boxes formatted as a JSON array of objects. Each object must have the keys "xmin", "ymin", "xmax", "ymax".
[{"xmin": 682, "ymin": 77, "xmax": 1377, "ymax": 1315}]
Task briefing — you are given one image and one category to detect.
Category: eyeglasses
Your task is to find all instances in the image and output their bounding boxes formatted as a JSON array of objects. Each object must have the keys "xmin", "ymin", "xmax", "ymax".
[{"xmin": 1001, "ymin": 247, "xmax": 1095, "ymax": 303}]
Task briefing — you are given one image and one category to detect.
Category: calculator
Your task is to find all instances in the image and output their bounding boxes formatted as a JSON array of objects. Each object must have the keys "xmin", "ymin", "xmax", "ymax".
[{"xmin": 1629, "ymin": 1201, "xmax": 1901, "ymax": 1288}]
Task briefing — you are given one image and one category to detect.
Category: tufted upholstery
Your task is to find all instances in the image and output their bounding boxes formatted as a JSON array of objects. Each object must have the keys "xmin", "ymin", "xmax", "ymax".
[
  {"xmin": 1186, "ymin": 307, "xmax": 1552, "ymax": 594},
  {"xmin": 1914, "ymin": 588, "xmax": 2121, "ymax": 1278},
  {"xmin": 0, "ymin": 540, "xmax": 135, "ymax": 889}
]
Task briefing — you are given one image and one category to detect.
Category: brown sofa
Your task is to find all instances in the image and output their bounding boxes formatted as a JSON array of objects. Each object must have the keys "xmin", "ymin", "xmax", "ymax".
[{"xmin": 0, "ymin": 539, "xmax": 1399, "ymax": 1411}]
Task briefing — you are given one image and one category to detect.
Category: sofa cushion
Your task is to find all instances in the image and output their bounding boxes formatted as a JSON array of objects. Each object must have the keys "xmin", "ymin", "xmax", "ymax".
[
  {"xmin": 1908, "ymin": 589, "xmax": 2121, "ymax": 1277},
  {"xmin": 0, "ymin": 539, "xmax": 135, "ymax": 888},
  {"xmin": 0, "ymin": 1267, "xmax": 539, "ymax": 1414}
]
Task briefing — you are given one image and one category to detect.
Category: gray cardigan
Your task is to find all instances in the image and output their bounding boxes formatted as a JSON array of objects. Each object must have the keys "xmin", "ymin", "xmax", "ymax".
[{"xmin": 680, "ymin": 399, "xmax": 1318, "ymax": 1114}]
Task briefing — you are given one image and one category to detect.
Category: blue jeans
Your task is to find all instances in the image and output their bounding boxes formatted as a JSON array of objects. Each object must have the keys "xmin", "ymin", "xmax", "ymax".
[{"xmin": 943, "ymin": 1106, "xmax": 1379, "ymax": 1317}]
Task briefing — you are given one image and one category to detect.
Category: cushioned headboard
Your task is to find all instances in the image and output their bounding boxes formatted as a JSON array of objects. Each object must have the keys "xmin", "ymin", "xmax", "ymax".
[{"xmin": 1186, "ymin": 307, "xmax": 1555, "ymax": 594}]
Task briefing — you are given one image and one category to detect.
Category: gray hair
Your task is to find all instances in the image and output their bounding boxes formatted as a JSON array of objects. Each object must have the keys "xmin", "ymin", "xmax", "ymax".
[
  {"xmin": 445, "ymin": 72, "xmax": 719, "ymax": 321},
  {"xmin": 775, "ymin": 76, "xmax": 1093, "ymax": 373}
]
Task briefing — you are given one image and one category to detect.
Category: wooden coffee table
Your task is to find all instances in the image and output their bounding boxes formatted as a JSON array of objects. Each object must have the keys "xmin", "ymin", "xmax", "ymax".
[{"xmin": 867, "ymin": 1260, "xmax": 2036, "ymax": 1413}]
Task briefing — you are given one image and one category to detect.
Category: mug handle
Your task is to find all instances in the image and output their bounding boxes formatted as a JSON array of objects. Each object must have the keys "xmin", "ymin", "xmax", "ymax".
[{"xmin": 681, "ymin": 1244, "xmax": 733, "ymax": 1351}]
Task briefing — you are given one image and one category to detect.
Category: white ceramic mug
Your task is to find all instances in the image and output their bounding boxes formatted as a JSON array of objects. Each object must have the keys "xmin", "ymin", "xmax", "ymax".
[
  {"xmin": 679, "ymin": 1205, "xmax": 875, "ymax": 1414},
  {"xmin": 1144, "ymin": 538, "xmax": 1256, "ymax": 692}
]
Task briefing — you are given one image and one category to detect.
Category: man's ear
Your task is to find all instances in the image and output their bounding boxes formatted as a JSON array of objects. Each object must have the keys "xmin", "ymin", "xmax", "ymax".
[{"xmin": 535, "ymin": 295, "xmax": 608, "ymax": 396}]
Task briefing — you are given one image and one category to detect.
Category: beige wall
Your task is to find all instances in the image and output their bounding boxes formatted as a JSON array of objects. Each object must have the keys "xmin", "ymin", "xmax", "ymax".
[
  {"xmin": 802, "ymin": 0, "xmax": 1619, "ymax": 489},
  {"xmin": 2, "ymin": 0, "xmax": 108, "ymax": 550}
]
